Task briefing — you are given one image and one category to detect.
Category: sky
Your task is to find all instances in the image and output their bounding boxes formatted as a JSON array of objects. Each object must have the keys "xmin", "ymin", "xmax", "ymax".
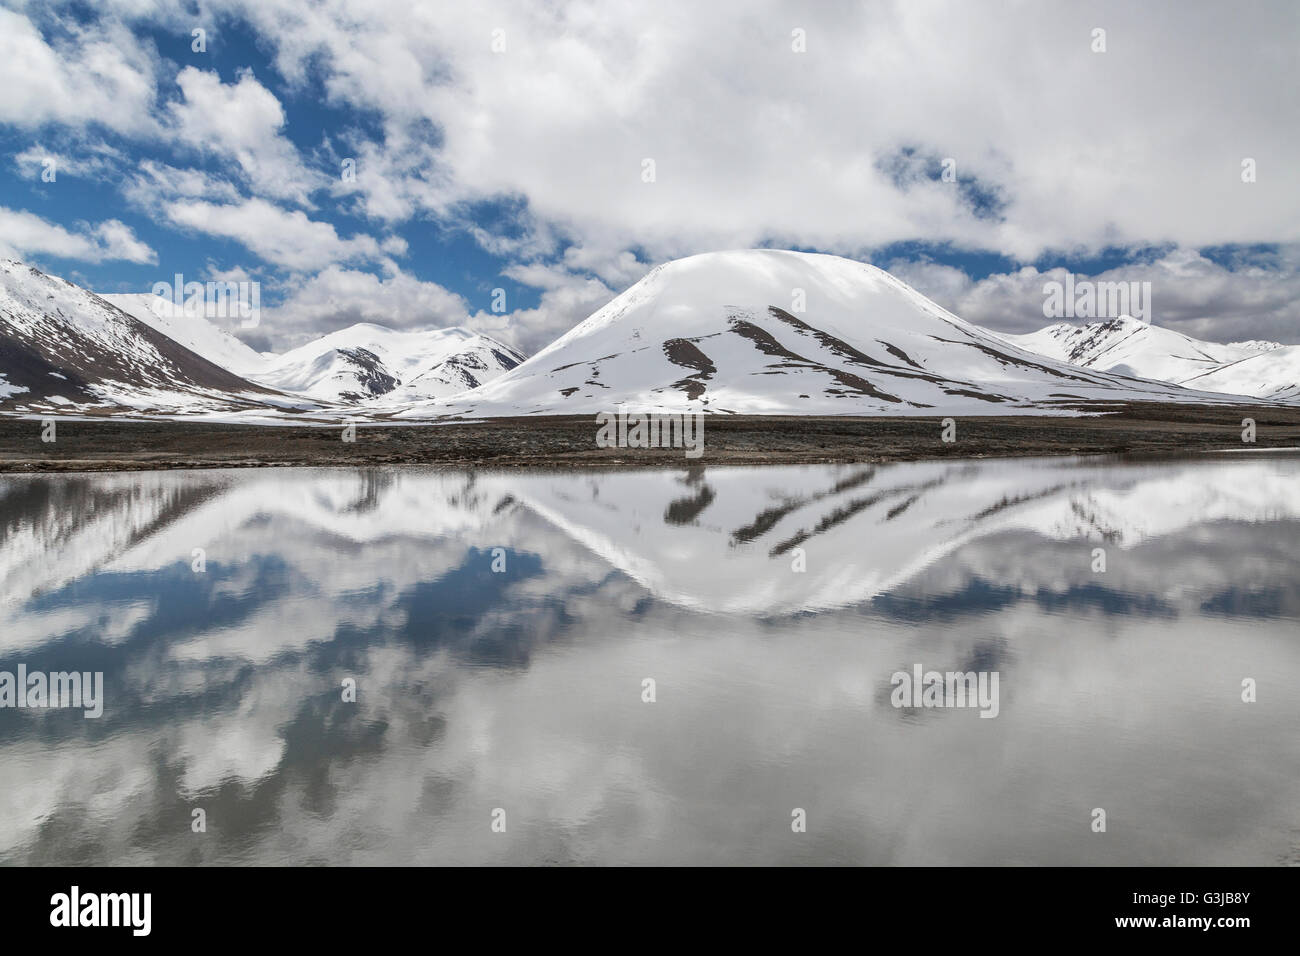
[{"xmin": 1, "ymin": 0, "xmax": 1298, "ymax": 354}]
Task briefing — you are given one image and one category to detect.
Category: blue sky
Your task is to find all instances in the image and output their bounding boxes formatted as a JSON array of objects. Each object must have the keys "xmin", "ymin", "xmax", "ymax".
[
  {"xmin": 1, "ymin": 0, "xmax": 1297, "ymax": 351},
  {"xmin": 1, "ymin": 9, "xmax": 549, "ymax": 342}
]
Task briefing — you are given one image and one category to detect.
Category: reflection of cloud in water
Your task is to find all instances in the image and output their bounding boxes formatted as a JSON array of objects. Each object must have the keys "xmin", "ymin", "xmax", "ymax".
[{"xmin": 1, "ymin": 455, "xmax": 1298, "ymax": 864}]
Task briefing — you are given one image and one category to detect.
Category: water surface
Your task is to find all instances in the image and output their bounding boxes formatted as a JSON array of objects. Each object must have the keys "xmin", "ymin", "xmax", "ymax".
[{"xmin": 2, "ymin": 454, "xmax": 1298, "ymax": 865}]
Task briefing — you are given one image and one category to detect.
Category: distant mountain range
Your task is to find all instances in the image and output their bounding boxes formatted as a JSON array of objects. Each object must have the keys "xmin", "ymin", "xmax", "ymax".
[
  {"xmin": 250, "ymin": 323, "xmax": 525, "ymax": 406},
  {"xmin": 996, "ymin": 317, "xmax": 1295, "ymax": 401},
  {"xmin": 0, "ymin": 252, "xmax": 1294, "ymax": 419},
  {"xmin": 0, "ymin": 260, "xmax": 521, "ymax": 416},
  {"xmin": 102, "ymin": 292, "xmax": 524, "ymax": 407}
]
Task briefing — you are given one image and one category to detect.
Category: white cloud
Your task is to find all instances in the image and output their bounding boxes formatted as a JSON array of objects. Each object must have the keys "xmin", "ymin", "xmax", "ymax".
[
  {"xmin": 330, "ymin": 133, "xmax": 451, "ymax": 224},
  {"xmin": 480, "ymin": 260, "xmax": 624, "ymax": 353},
  {"xmin": 202, "ymin": 260, "xmax": 258, "ymax": 285},
  {"xmin": 7, "ymin": 0, "xmax": 1298, "ymax": 348},
  {"xmin": 216, "ymin": 0, "xmax": 1300, "ymax": 263},
  {"xmin": 89, "ymin": 219, "xmax": 158, "ymax": 265},
  {"xmin": 167, "ymin": 67, "xmax": 323, "ymax": 205},
  {"xmin": 889, "ymin": 246, "xmax": 1300, "ymax": 345},
  {"xmin": 122, "ymin": 160, "xmax": 243, "ymax": 205},
  {"xmin": 0, "ymin": 7, "xmax": 159, "ymax": 135},
  {"xmin": 0, "ymin": 206, "xmax": 156, "ymax": 264},
  {"xmin": 379, "ymin": 235, "xmax": 409, "ymax": 256},
  {"xmin": 264, "ymin": 266, "xmax": 470, "ymax": 346},
  {"xmin": 238, "ymin": 253, "xmax": 625, "ymax": 353},
  {"xmin": 162, "ymin": 197, "xmax": 386, "ymax": 272},
  {"xmin": 12, "ymin": 141, "xmax": 125, "ymax": 181}
]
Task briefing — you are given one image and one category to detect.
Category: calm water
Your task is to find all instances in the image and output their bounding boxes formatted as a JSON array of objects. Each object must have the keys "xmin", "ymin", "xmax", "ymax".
[{"xmin": 2, "ymin": 454, "xmax": 1298, "ymax": 866}]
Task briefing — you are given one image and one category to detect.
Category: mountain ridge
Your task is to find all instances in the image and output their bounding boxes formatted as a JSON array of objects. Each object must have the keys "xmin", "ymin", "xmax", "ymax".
[
  {"xmin": 997, "ymin": 316, "xmax": 1284, "ymax": 392},
  {"xmin": 1, "ymin": 252, "xmax": 1295, "ymax": 419},
  {"xmin": 100, "ymin": 292, "xmax": 525, "ymax": 407},
  {"xmin": 0, "ymin": 260, "xmax": 288, "ymax": 415}
]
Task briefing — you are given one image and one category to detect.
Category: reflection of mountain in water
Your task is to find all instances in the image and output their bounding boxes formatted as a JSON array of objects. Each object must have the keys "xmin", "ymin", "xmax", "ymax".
[
  {"xmin": 2, "ymin": 455, "xmax": 1300, "ymax": 865},
  {"xmin": 505, "ymin": 455, "xmax": 1300, "ymax": 613},
  {"xmin": 5, "ymin": 455, "xmax": 1300, "ymax": 617}
]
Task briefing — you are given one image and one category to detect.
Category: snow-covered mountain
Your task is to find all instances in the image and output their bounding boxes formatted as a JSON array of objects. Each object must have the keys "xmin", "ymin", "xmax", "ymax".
[
  {"xmin": 253, "ymin": 323, "xmax": 524, "ymax": 404},
  {"xmin": 998, "ymin": 317, "xmax": 1283, "ymax": 388},
  {"xmin": 1177, "ymin": 344, "xmax": 1300, "ymax": 402},
  {"xmin": 100, "ymin": 293, "xmax": 270, "ymax": 377},
  {"xmin": 398, "ymin": 250, "xmax": 1250, "ymax": 419},
  {"xmin": 2, "ymin": 253, "xmax": 1292, "ymax": 420},
  {"xmin": 0, "ymin": 260, "xmax": 287, "ymax": 415},
  {"xmin": 101, "ymin": 294, "xmax": 524, "ymax": 406}
]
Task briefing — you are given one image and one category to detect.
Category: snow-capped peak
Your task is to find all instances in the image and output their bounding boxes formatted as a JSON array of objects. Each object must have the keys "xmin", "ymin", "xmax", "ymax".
[
  {"xmin": 254, "ymin": 323, "xmax": 524, "ymax": 405},
  {"xmin": 999, "ymin": 317, "xmax": 1295, "ymax": 400},
  {"xmin": 1225, "ymin": 339, "xmax": 1283, "ymax": 353},
  {"xmin": 398, "ymin": 248, "xmax": 1246, "ymax": 419},
  {"xmin": 996, "ymin": 316, "xmax": 1270, "ymax": 384}
]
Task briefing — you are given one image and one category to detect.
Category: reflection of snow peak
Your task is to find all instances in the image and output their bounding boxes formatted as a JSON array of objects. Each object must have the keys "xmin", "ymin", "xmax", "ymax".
[
  {"xmin": 595, "ymin": 411, "xmax": 704, "ymax": 459},
  {"xmin": 4, "ymin": 455, "xmax": 1300, "ymax": 621}
]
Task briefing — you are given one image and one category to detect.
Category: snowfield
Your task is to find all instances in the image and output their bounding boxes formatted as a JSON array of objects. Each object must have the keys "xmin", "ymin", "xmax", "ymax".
[
  {"xmin": 99, "ymin": 293, "xmax": 271, "ymax": 377},
  {"xmin": 1177, "ymin": 344, "xmax": 1300, "ymax": 402}
]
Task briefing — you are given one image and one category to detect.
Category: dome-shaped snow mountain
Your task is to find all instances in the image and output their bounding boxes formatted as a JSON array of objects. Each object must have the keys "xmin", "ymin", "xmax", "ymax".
[{"xmin": 398, "ymin": 250, "xmax": 1232, "ymax": 418}]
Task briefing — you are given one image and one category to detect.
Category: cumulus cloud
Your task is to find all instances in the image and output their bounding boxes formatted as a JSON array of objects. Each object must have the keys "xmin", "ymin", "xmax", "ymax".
[
  {"xmin": 263, "ymin": 265, "xmax": 471, "ymax": 346},
  {"xmin": 162, "ymin": 197, "xmax": 388, "ymax": 272},
  {"xmin": 256, "ymin": 251, "xmax": 627, "ymax": 353},
  {"xmin": 215, "ymin": 0, "xmax": 1300, "ymax": 263},
  {"xmin": 12, "ymin": 141, "xmax": 125, "ymax": 181},
  {"xmin": 473, "ymin": 269, "xmax": 618, "ymax": 354},
  {"xmin": 167, "ymin": 67, "xmax": 323, "ymax": 205},
  {"xmin": 0, "ymin": 206, "xmax": 156, "ymax": 265},
  {"xmin": 122, "ymin": 160, "xmax": 243, "ymax": 205},
  {"xmin": 0, "ymin": 7, "xmax": 159, "ymax": 135},
  {"xmin": 888, "ymin": 246, "xmax": 1300, "ymax": 345}
]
